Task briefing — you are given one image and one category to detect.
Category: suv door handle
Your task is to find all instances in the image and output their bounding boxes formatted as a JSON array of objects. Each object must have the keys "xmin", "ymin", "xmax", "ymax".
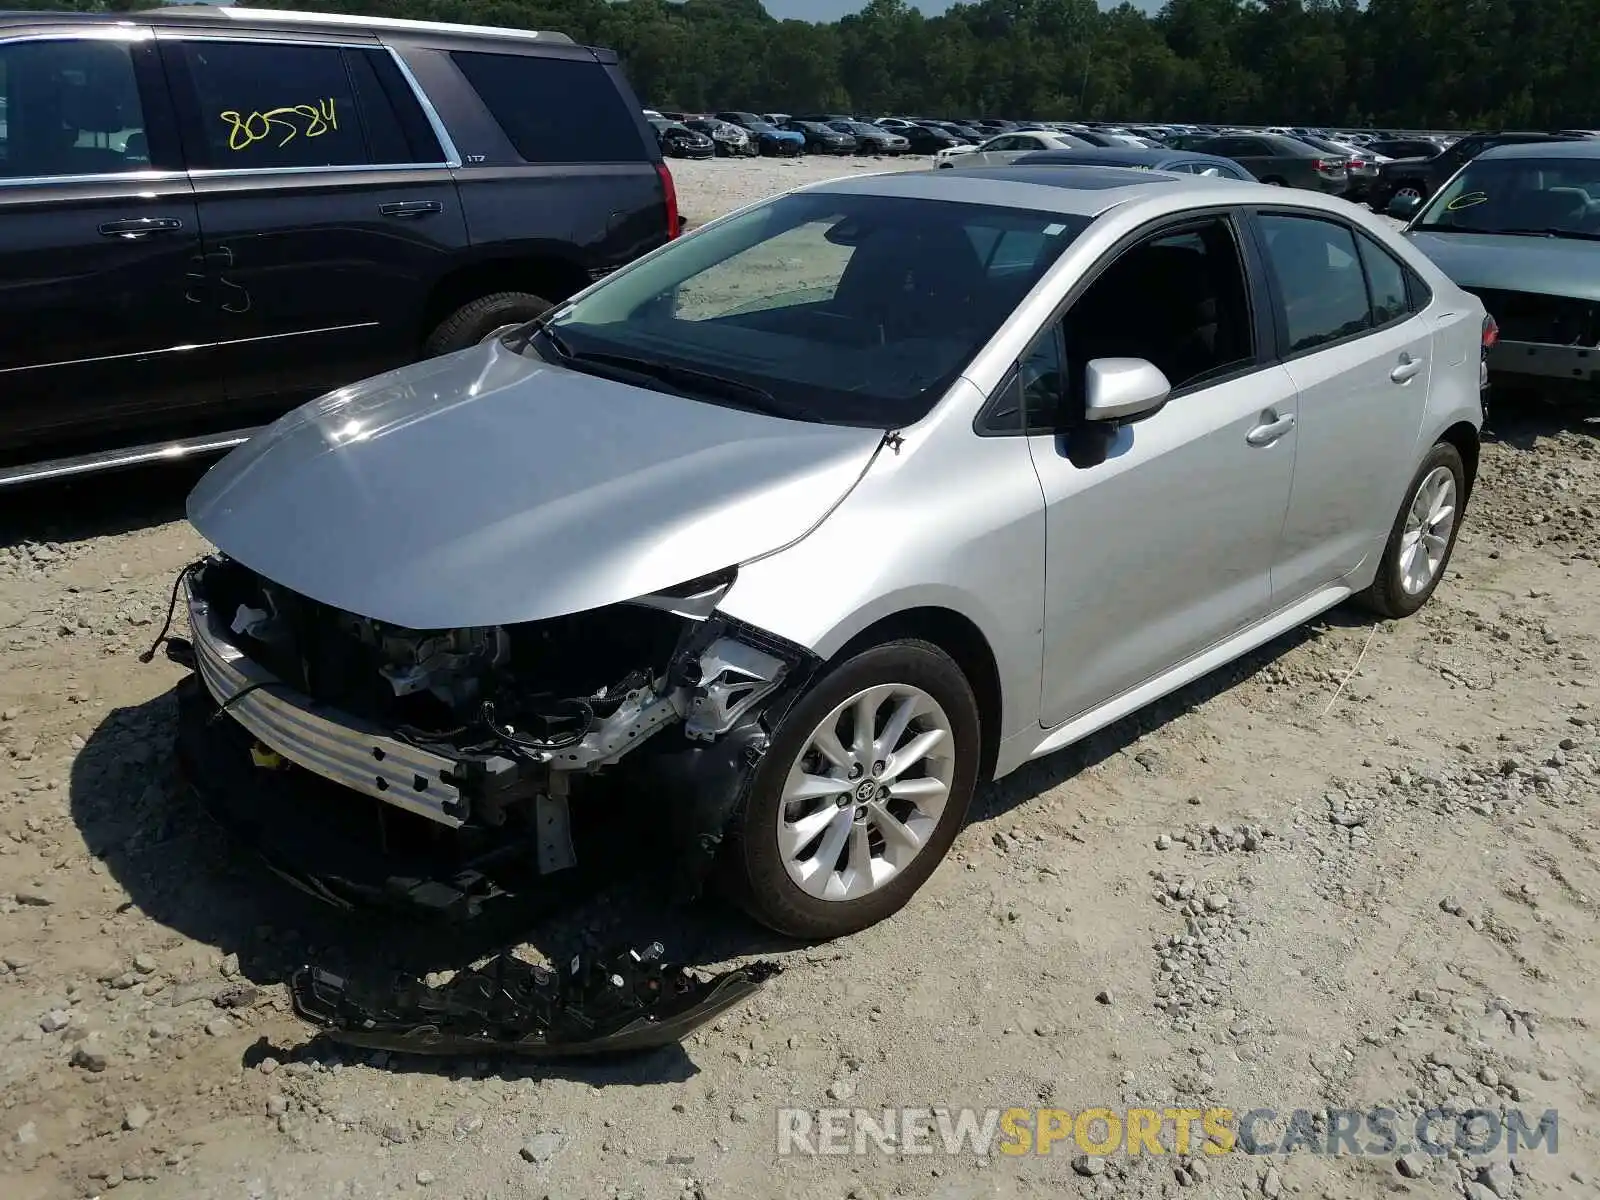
[
  {"xmin": 1390, "ymin": 352, "xmax": 1425, "ymax": 383},
  {"xmin": 1246, "ymin": 411, "xmax": 1296, "ymax": 446},
  {"xmin": 99, "ymin": 217, "xmax": 183, "ymax": 239},
  {"xmin": 379, "ymin": 201, "xmax": 443, "ymax": 218}
]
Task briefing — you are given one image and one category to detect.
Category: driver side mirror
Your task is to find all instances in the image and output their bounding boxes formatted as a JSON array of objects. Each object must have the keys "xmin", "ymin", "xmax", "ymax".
[
  {"xmin": 1084, "ymin": 357, "xmax": 1171, "ymax": 423},
  {"xmin": 1385, "ymin": 193, "xmax": 1422, "ymax": 220}
]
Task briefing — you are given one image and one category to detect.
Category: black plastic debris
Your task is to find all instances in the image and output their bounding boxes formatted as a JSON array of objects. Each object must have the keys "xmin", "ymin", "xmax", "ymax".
[{"xmin": 288, "ymin": 943, "xmax": 779, "ymax": 1058}]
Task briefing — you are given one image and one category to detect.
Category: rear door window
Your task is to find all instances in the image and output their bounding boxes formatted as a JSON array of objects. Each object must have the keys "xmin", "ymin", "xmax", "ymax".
[
  {"xmin": 170, "ymin": 41, "xmax": 442, "ymax": 170},
  {"xmin": 1258, "ymin": 214, "xmax": 1373, "ymax": 353},
  {"xmin": 174, "ymin": 41, "xmax": 363, "ymax": 169},
  {"xmin": 451, "ymin": 51, "xmax": 645, "ymax": 163}
]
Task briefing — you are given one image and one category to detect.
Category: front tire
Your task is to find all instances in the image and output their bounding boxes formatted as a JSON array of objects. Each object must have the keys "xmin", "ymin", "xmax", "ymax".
[
  {"xmin": 722, "ymin": 639, "xmax": 981, "ymax": 940},
  {"xmin": 1355, "ymin": 442, "xmax": 1467, "ymax": 619},
  {"xmin": 424, "ymin": 291, "xmax": 552, "ymax": 357}
]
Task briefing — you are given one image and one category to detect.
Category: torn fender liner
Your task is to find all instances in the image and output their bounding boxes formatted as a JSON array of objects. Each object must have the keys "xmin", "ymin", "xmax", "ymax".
[{"xmin": 289, "ymin": 945, "xmax": 779, "ymax": 1057}]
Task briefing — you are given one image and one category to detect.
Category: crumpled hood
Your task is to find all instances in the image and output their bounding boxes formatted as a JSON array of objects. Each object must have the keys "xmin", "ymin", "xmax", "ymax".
[
  {"xmin": 1406, "ymin": 231, "xmax": 1600, "ymax": 303},
  {"xmin": 187, "ymin": 342, "xmax": 884, "ymax": 630}
]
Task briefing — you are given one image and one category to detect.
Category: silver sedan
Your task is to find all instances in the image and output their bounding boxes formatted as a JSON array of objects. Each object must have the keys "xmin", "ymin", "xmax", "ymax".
[{"xmin": 180, "ymin": 165, "xmax": 1489, "ymax": 940}]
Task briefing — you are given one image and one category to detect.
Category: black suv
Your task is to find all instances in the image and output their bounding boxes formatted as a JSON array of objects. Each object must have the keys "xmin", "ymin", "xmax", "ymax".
[{"xmin": 0, "ymin": 6, "xmax": 676, "ymax": 487}]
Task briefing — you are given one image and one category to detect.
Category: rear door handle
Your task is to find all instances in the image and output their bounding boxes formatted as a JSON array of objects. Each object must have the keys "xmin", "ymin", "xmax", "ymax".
[
  {"xmin": 99, "ymin": 217, "xmax": 183, "ymax": 239},
  {"xmin": 1246, "ymin": 412, "xmax": 1296, "ymax": 446},
  {"xmin": 1390, "ymin": 353, "xmax": 1425, "ymax": 383},
  {"xmin": 379, "ymin": 201, "xmax": 443, "ymax": 218}
]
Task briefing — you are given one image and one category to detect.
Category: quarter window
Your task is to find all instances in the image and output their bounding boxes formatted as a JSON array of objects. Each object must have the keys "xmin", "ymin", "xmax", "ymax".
[
  {"xmin": 0, "ymin": 39, "xmax": 150, "ymax": 179},
  {"xmin": 451, "ymin": 51, "xmax": 645, "ymax": 163},
  {"xmin": 1258, "ymin": 214, "xmax": 1373, "ymax": 353}
]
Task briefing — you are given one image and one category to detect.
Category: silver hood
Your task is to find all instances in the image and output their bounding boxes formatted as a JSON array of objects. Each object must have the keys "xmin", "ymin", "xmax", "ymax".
[{"xmin": 187, "ymin": 342, "xmax": 885, "ymax": 630}]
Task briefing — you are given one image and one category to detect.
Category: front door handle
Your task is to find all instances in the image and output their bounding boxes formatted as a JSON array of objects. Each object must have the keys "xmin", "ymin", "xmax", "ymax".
[
  {"xmin": 99, "ymin": 217, "xmax": 183, "ymax": 239},
  {"xmin": 1390, "ymin": 353, "xmax": 1425, "ymax": 383},
  {"xmin": 379, "ymin": 200, "xmax": 443, "ymax": 218},
  {"xmin": 1246, "ymin": 412, "xmax": 1296, "ymax": 446}
]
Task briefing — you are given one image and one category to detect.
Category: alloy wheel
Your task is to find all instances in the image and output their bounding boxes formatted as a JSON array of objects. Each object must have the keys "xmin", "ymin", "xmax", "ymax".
[
  {"xmin": 776, "ymin": 683, "xmax": 955, "ymax": 902},
  {"xmin": 1399, "ymin": 465, "xmax": 1457, "ymax": 595}
]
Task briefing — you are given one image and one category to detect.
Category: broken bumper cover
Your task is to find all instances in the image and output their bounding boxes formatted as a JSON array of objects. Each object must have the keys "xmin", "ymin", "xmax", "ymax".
[
  {"xmin": 289, "ymin": 946, "xmax": 779, "ymax": 1057},
  {"xmin": 186, "ymin": 578, "xmax": 468, "ymax": 827},
  {"xmin": 174, "ymin": 676, "xmax": 534, "ymax": 916}
]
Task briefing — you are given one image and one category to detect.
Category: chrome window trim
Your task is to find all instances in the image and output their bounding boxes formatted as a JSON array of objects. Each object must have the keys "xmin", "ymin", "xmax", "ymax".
[
  {"xmin": 0, "ymin": 169, "xmax": 188, "ymax": 190},
  {"xmin": 383, "ymin": 44, "xmax": 463, "ymax": 168}
]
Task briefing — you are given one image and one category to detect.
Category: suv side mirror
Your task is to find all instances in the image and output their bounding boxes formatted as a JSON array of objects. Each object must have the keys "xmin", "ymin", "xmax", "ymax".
[
  {"xmin": 1385, "ymin": 193, "xmax": 1422, "ymax": 219},
  {"xmin": 1084, "ymin": 358, "xmax": 1171, "ymax": 423}
]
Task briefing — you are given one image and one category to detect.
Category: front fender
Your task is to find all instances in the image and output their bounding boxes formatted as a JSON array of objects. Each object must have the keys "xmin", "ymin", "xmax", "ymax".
[{"xmin": 714, "ymin": 389, "xmax": 1046, "ymax": 753}]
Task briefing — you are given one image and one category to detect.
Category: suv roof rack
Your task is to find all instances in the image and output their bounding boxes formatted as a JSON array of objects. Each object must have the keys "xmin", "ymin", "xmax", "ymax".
[{"xmin": 150, "ymin": 6, "xmax": 576, "ymax": 45}]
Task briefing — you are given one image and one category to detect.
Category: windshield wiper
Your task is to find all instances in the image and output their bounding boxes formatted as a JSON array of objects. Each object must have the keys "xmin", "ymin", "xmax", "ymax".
[
  {"xmin": 531, "ymin": 331, "xmax": 795, "ymax": 418},
  {"xmin": 1487, "ymin": 227, "xmax": 1600, "ymax": 242},
  {"xmin": 1409, "ymin": 223, "xmax": 1503, "ymax": 234}
]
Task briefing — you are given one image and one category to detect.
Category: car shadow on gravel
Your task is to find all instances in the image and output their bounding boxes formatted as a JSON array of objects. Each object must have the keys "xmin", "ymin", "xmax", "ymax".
[
  {"xmin": 0, "ymin": 461, "xmax": 210, "ymax": 548},
  {"xmin": 69, "ymin": 608, "xmax": 1356, "ymax": 1080}
]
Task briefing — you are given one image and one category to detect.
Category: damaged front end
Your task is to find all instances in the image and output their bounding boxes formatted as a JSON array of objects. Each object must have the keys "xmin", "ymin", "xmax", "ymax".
[{"xmin": 171, "ymin": 554, "xmax": 818, "ymax": 917}]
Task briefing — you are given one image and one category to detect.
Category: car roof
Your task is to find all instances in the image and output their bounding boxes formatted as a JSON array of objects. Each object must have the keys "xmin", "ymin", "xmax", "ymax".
[
  {"xmin": 799, "ymin": 165, "xmax": 1286, "ymax": 218},
  {"xmin": 1477, "ymin": 139, "xmax": 1600, "ymax": 161},
  {"xmin": 1012, "ymin": 147, "xmax": 1237, "ymax": 169}
]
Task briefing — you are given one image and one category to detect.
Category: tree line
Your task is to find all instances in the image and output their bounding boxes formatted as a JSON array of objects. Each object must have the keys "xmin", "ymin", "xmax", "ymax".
[{"xmin": 24, "ymin": 0, "xmax": 1600, "ymax": 129}]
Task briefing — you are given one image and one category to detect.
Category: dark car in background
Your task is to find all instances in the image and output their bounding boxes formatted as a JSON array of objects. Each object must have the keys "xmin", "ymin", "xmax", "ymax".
[
  {"xmin": 683, "ymin": 116, "xmax": 756, "ymax": 157},
  {"xmin": 1368, "ymin": 137, "xmax": 1445, "ymax": 161},
  {"xmin": 648, "ymin": 117, "xmax": 714, "ymax": 159},
  {"xmin": 875, "ymin": 118, "xmax": 960, "ymax": 154},
  {"xmin": 782, "ymin": 119, "xmax": 856, "ymax": 154},
  {"xmin": 0, "ymin": 5, "xmax": 676, "ymax": 488},
  {"xmin": 826, "ymin": 120, "xmax": 909, "ymax": 155},
  {"xmin": 1188, "ymin": 133, "xmax": 1348, "ymax": 193},
  {"xmin": 1402, "ymin": 140, "xmax": 1600, "ymax": 406},
  {"xmin": 713, "ymin": 110, "xmax": 805, "ymax": 156},
  {"xmin": 1012, "ymin": 146, "xmax": 1256, "ymax": 180},
  {"xmin": 1371, "ymin": 131, "xmax": 1593, "ymax": 212}
]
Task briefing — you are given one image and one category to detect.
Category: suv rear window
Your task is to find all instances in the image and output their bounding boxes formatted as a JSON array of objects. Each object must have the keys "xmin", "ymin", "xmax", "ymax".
[{"xmin": 451, "ymin": 52, "xmax": 645, "ymax": 163}]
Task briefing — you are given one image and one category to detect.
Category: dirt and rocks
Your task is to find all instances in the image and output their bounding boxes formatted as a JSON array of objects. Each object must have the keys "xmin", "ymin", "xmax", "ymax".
[{"xmin": 2, "ymin": 157, "xmax": 1598, "ymax": 1200}]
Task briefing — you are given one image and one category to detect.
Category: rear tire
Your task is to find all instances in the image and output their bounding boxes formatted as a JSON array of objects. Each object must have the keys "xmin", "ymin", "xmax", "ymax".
[
  {"xmin": 424, "ymin": 291, "xmax": 552, "ymax": 358},
  {"xmin": 721, "ymin": 639, "xmax": 981, "ymax": 941},
  {"xmin": 1355, "ymin": 443, "xmax": 1467, "ymax": 619},
  {"xmin": 1262, "ymin": 176, "xmax": 1287, "ymax": 187}
]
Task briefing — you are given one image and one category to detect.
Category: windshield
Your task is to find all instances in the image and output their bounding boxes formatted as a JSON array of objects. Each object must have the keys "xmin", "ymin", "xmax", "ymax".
[
  {"xmin": 536, "ymin": 191, "xmax": 1090, "ymax": 428},
  {"xmin": 1415, "ymin": 156, "xmax": 1600, "ymax": 238}
]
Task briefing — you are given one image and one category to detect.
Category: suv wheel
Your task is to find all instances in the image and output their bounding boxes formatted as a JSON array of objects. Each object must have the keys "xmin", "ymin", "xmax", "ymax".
[
  {"xmin": 425, "ymin": 291, "xmax": 553, "ymax": 357},
  {"xmin": 722, "ymin": 639, "xmax": 980, "ymax": 940},
  {"xmin": 1356, "ymin": 442, "xmax": 1467, "ymax": 619}
]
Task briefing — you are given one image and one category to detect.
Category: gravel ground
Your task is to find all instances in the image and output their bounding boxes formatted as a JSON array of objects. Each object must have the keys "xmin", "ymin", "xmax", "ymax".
[{"xmin": 2, "ymin": 157, "xmax": 1599, "ymax": 1200}]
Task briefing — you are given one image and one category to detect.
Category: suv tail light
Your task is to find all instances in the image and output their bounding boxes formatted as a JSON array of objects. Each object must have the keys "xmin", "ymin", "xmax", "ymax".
[
  {"xmin": 1481, "ymin": 312, "xmax": 1499, "ymax": 355},
  {"xmin": 657, "ymin": 162, "xmax": 680, "ymax": 239}
]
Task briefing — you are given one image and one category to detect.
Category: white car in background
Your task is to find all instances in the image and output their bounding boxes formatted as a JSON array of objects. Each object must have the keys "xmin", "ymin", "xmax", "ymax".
[{"xmin": 937, "ymin": 129, "xmax": 1092, "ymax": 168}]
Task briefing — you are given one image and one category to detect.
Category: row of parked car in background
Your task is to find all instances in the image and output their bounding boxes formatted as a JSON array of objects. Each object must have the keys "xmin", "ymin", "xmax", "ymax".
[{"xmin": 642, "ymin": 109, "xmax": 1600, "ymax": 215}]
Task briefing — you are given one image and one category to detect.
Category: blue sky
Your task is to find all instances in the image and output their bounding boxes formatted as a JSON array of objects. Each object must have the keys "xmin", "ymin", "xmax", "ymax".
[{"xmin": 765, "ymin": 0, "xmax": 1161, "ymax": 19}]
